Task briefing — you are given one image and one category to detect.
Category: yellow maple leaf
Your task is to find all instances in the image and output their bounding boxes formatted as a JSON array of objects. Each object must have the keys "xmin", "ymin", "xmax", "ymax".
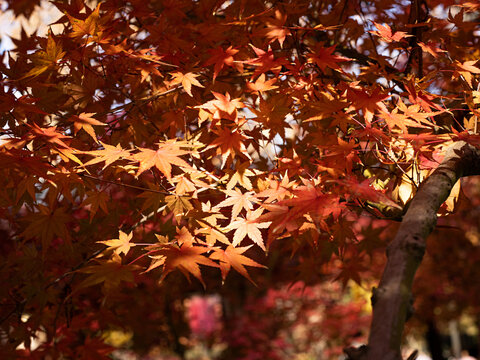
[
  {"xmin": 66, "ymin": 3, "xmax": 102, "ymax": 39},
  {"xmin": 98, "ymin": 230, "xmax": 135, "ymax": 256},
  {"xmin": 22, "ymin": 34, "xmax": 65, "ymax": 79}
]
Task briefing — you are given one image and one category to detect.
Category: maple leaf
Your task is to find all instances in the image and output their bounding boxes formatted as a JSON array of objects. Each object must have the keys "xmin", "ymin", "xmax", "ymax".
[
  {"xmin": 453, "ymin": 60, "xmax": 480, "ymax": 88},
  {"xmin": 174, "ymin": 174, "xmax": 198, "ymax": 195},
  {"xmin": 215, "ymin": 188, "xmax": 259, "ymax": 220},
  {"xmin": 396, "ymin": 98, "xmax": 439, "ymax": 127},
  {"xmin": 370, "ymin": 22, "xmax": 411, "ymax": 43},
  {"xmin": 244, "ymin": 45, "xmax": 287, "ymax": 77},
  {"xmin": 380, "ymin": 108, "xmax": 430, "ymax": 133},
  {"xmin": 227, "ymin": 208, "xmax": 271, "ymax": 250},
  {"xmin": 175, "ymin": 227, "xmax": 195, "ymax": 247},
  {"xmin": 404, "ymin": 79, "xmax": 443, "ymax": 112},
  {"xmin": 307, "ymin": 44, "xmax": 350, "ymax": 72},
  {"xmin": 335, "ymin": 256, "xmax": 369, "ymax": 287},
  {"xmin": 81, "ymin": 190, "xmax": 109, "ymax": 221},
  {"xmin": 21, "ymin": 205, "xmax": 70, "ymax": 251},
  {"xmin": 133, "ymin": 141, "xmax": 193, "ymax": 179},
  {"xmin": 98, "ymin": 230, "xmax": 136, "ymax": 256},
  {"xmin": 205, "ymin": 127, "xmax": 251, "ymax": 167},
  {"xmin": 193, "ymin": 202, "xmax": 230, "ymax": 246},
  {"xmin": 66, "ymin": 3, "xmax": 102, "ymax": 39},
  {"xmin": 225, "ymin": 161, "xmax": 257, "ymax": 190},
  {"xmin": 347, "ymin": 85, "xmax": 389, "ymax": 123},
  {"xmin": 339, "ymin": 178, "xmax": 402, "ymax": 210},
  {"xmin": 280, "ymin": 182, "xmax": 344, "ymax": 221},
  {"xmin": 246, "ymin": 74, "xmax": 278, "ymax": 94},
  {"xmin": 169, "ymin": 71, "xmax": 204, "ymax": 97},
  {"xmin": 155, "ymin": 243, "xmax": 219, "ymax": 287},
  {"xmin": 83, "ymin": 142, "xmax": 131, "ymax": 169},
  {"xmin": 70, "ymin": 112, "xmax": 105, "ymax": 141},
  {"xmin": 166, "ymin": 194, "xmax": 194, "ymax": 217},
  {"xmin": 15, "ymin": 176, "xmax": 37, "ymax": 204},
  {"xmin": 204, "ymin": 46, "xmax": 242, "ymax": 80},
  {"xmin": 22, "ymin": 34, "xmax": 65, "ymax": 79},
  {"xmin": 250, "ymin": 96, "xmax": 292, "ymax": 136},
  {"xmin": 256, "ymin": 174, "xmax": 294, "ymax": 203},
  {"xmin": 418, "ymin": 41, "xmax": 446, "ymax": 58},
  {"xmin": 76, "ymin": 253, "xmax": 139, "ymax": 294},
  {"xmin": 210, "ymin": 91, "xmax": 244, "ymax": 115},
  {"xmin": 210, "ymin": 245, "xmax": 266, "ymax": 284},
  {"xmin": 195, "ymin": 92, "xmax": 245, "ymax": 124},
  {"xmin": 29, "ymin": 123, "xmax": 71, "ymax": 148},
  {"xmin": 260, "ymin": 10, "xmax": 291, "ymax": 47}
]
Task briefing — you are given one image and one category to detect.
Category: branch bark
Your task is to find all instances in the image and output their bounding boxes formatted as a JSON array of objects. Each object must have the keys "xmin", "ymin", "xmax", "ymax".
[{"xmin": 348, "ymin": 141, "xmax": 480, "ymax": 360}]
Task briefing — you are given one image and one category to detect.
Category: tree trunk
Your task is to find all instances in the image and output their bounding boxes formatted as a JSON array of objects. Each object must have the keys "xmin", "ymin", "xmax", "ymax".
[{"xmin": 346, "ymin": 141, "xmax": 480, "ymax": 360}]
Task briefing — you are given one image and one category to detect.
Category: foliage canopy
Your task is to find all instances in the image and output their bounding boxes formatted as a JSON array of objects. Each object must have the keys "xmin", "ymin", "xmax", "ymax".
[{"xmin": 2, "ymin": 0, "xmax": 480, "ymax": 358}]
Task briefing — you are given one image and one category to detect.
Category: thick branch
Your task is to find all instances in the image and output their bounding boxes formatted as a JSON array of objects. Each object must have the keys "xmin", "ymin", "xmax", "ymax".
[{"xmin": 363, "ymin": 142, "xmax": 480, "ymax": 360}]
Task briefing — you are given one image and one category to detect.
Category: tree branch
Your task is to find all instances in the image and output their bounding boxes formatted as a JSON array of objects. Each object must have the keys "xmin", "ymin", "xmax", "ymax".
[{"xmin": 348, "ymin": 141, "xmax": 480, "ymax": 360}]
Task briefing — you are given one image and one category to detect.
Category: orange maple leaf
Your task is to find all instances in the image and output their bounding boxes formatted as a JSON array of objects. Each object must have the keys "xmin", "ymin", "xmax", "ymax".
[
  {"xmin": 169, "ymin": 71, "xmax": 204, "ymax": 96},
  {"xmin": 210, "ymin": 245, "xmax": 266, "ymax": 284},
  {"xmin": 195, "ymin": 92, "xmax": 245, "ymax": 124},
  {"xmin": 260, "ymin": 10, "xmax": 291, "ymax": 47},
  {"xmin": 210, "ymin": 91, "xmax": 244, "ymax": 115},
  {"xmin": 83, "ymin": 142, "xmax": 131, "ymax": 169},
  {"xmin": 370, "ymin": 22, "xmax": 411, "ymax": 43},
  {"xmin": 29, "ymin": 123, "xmax": 71, "ymax": 148},
  {"xmin": 280, "ymin": 183, "xmax": 344, "ymax": 221},
  {"xmin": 175, "ymin": 227, "xmax": 195, "ymax": 247},
  {"xmin": 70, "ymin": 112, "xmax": 105, "ymax": 141},
  {"xmin": 225, "ymin": 161, "xmax": 257, "ymax": 190},
  {"xmin": 380, "ymin": 109, "xmax": 422, "ymax": 133},
  {"xmin": 256, "ymin": 174, "xmax": 294, "ymax": 203},
  {"xmin": 156, "ymin": 243, "xmax": 219, "ymax": 287},
  {"xmin": 246, "ymin": 74, "xmax": 278, "ymax": 94},
  {"xmin": 194, "ymin": 202, "xmax": 230, "ymax": 246},
  {"xmin": 205, "ymin": 127, "xmax": 250, "ymax": 167},
  {"xmin": 418, "ymin": 41, "xmax": 446, "ymax": 58},
  {"xmin": 133, "ymin": 141, "xmax": 193, "ymax": 179},
  {"xmin": 453, "ymin": 60, "xmax": 480, "ymax": 87}
]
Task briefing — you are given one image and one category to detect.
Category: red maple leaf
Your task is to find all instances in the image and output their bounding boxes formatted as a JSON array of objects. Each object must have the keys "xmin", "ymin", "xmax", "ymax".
[
  {"xmin": 204, "ymin": 46, "xmax": 243, "ymax": 80},
  {"xmin": 370, "ymin": 22, "xmax": 411, "ymax": 43},
  {"xmin": 244, "ymin": 45, "xmax": 287, "ymax": 77},
  {"xmin": 307, "ymin": 44, "xmax": 350, "ymax": 72}
]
